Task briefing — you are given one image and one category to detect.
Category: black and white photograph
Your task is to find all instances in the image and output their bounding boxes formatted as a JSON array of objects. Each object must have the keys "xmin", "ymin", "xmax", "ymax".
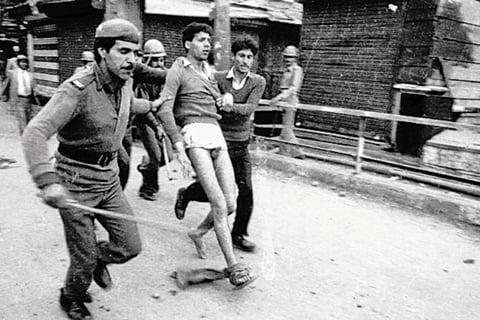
[{"xmin": 0, "ymin": 0, "xmax": 479, "ymax": 319}]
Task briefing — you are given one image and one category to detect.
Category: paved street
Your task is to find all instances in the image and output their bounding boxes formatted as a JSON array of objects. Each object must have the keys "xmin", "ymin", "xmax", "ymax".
[{"xmin": 1, "ymin": 104, "xmax": 480, "ymax": 320}]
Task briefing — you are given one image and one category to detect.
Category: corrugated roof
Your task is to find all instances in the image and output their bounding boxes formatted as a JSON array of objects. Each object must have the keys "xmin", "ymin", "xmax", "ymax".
[{"xmin": 144, "ymin": 0, "xmax": 303, "ymax": 25}]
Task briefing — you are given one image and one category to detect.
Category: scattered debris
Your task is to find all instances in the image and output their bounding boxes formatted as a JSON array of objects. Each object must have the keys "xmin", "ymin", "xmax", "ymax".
[
  {"xmin": 0, "ymin": 157, "xmax": 18, "ymax": 169},
  {"xmin": 99, "ymin": 305, "xmax": 111, "ymax": 312}
]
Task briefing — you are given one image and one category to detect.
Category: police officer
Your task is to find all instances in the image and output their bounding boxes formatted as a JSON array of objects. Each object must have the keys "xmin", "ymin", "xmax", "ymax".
[
  {"xmin": 134, "ymin": 39, "xmax": 170, "ymax": 201},
  {"xmin": 270, "ymin": 45, "xmax": 305, "ymax": 158},
  {"xmin": 74, "ymin": 51, "xmax": 95, "ymax": 74},
  {"xmin": 22, "ymin": 18, "xmax": 168, "ymax": 320}
]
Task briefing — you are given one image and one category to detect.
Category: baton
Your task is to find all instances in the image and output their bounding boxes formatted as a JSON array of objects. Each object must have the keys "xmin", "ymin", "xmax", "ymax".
[
  {"xmin": 65, "ymin": 199, "xmax": 176, "ymax": 233},
  {"xmin": 162, "ymin": 136, "xmax": 173, "ymax": 181}
]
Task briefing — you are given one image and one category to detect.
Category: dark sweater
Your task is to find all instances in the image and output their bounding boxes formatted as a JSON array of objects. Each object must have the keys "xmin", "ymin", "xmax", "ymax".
[{"xmin": 214, "ymin": 70, "xmax": 266, "ymax": 142}]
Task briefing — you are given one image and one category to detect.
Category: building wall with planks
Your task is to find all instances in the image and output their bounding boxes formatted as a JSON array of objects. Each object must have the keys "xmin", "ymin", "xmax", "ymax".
[
  {"xmin": 432, "ymin": 0, "xmax": 480, "ymax": 112},
  {"xmin": 298, "ymin": 0, "xmax": 407, "ymax": 139},
  {"xmin": 30, "ymin": 16, "xmax": 59, "ymax": 99}
]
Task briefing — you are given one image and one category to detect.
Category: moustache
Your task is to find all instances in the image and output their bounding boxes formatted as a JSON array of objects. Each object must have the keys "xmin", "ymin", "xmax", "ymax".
[{"xmin": 122, "ymin": 64, "xmax": 134, "ymax": 71}]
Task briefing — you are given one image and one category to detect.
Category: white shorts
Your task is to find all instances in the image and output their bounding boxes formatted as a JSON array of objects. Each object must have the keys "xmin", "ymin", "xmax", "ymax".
[{"xmin": 181, "ymin": 123, "xmax": 227, "ymax": 150}]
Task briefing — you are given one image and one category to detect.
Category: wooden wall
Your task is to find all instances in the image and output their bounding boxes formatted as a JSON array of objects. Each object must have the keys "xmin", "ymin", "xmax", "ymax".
[{"xmin": 434, "ymin": 0, "xmax": 480, "ymax": 112}]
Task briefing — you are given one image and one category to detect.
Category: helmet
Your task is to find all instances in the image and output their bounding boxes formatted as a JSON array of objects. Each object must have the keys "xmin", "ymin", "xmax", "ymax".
[
  {"xmin": 80, "ymin": 51, "xmax": 94, "ymax": 62},
  {"xmin": 95, "ymin": 18, "xmax": 140, "ymax": 44},
  {"xmin": 282, "ymin": 45, "xmax": 299, "ymax": 57},
  {"xmin": 143, "ymin": 39, "xmax": 166, "ymax": 58},
  {"xmin": 16, "ymin": 54, "xmax": 28, "ymax": 61}
]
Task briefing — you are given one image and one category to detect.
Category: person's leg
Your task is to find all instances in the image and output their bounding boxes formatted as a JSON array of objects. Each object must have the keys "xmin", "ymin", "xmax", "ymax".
[
  {"xmin": 96, "ymin": 181, "xmax": 142, "ymax": 265},
  {"xmin": 14, "ymin": 98, "xmax": 28, "ymax": 135},
  {"xmin": 138, "ymin": 124, "xmax": 161, "ymax": 199},
  {"xmin": 174, "ymin": 179, "xmax": 208, "ymax": 219},
  {"xmin": 59, "ymin": 205, "xmax": 98, "ymax": 300},
  {"xmin": 229, "ymin": 142, "xmax": 255, "ymax": 251},
  {"xmin": 187, "ymin": 147, "xmax": 236, "ymax": 266},
  {"xmin": 183, "ymin": 180, "xmax": 208, "ymax": 202},
  {"xmin": 279, "ymin": 105, "xmax": 304, "ymax": 158}
]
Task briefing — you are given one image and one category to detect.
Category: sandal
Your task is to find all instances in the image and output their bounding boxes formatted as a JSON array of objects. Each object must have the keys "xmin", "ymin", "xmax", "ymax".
[{"xmin": 224, "ymin": 263, "xmax": 257, "ymax": 290}]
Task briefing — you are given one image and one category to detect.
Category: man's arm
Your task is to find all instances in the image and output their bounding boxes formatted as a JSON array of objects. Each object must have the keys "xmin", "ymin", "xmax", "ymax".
[
  {"xmin": 230, "ymin": 76, "xmax": 266, "ymax": 116},
  {"xmin": 0, "ymin": 71, "xmax": 11, "ymax": 101},
  {"xmin": 156, "ymin": 61, "xmax": 182, "ymax": 144},
  {"xmin": 22, "ymin": 85, "xmax": 81, "ymax": 188},
  {"xmin": 133, "ymin": 62, "xmax": 167, "ymax": 85}
]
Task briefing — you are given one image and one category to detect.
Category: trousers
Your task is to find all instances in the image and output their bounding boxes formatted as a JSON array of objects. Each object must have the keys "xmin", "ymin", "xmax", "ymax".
[{"xmin": 55, "ymin": 152, "xmax": 142, "ymax": 299}]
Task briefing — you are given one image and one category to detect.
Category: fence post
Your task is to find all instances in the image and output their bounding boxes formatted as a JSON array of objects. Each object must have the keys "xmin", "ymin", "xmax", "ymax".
[{"xmin": 355, "ymin": 117, "xmax": 367, "ymax": 174}]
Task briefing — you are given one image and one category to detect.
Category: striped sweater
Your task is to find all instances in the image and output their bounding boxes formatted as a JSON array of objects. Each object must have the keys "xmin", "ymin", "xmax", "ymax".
[{"xmin": 214, "ymin": 70, "xmax": 266, "ymax": 142}]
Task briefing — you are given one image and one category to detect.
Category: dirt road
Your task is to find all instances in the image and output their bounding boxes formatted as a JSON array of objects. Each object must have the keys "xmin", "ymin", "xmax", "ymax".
[{"xmin": 1, "ymin": 107, "xmax": 479, "ymax": 320}]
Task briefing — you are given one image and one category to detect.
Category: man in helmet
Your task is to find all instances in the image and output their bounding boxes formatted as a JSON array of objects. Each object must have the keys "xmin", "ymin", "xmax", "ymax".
[
  {"xmin": 117, "ymin": 40, "xmax": 169, "ymax": 190},
  {"xmin": 74, "ymin": 51, "xmax": 95, "ymax": 73},
  {"xmin": 270, "ymin": 45, "xmax": 305, "ymax": 158},
  {"xmin": 133, "ymin": 39, "xmax": 171, "ymax": 201},
  {"xmin": 21, "ymin": 18, "xmax": 169, "ymax": 320}
]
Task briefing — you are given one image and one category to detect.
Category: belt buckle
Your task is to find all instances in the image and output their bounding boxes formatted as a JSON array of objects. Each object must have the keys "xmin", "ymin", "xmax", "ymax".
[{"xmin": 97, "ymin": 153, "xmax": 110, "ymax": 166}]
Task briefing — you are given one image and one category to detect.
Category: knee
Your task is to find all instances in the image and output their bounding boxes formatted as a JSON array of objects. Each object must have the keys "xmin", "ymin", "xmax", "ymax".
[
  {"xmin": 120, "ymin": 238, "xmax": 142, "ymax": 262},
  {"xmin": 226, "ymin": 198, "xmax": 236, "ymax": 216},
  {"xmin": 126, "ymin": 240, "xmax": 142, "ymax": 260}
]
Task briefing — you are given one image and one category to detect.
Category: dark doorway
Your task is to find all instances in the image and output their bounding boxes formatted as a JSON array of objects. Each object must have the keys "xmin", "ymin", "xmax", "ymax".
[{"xmin": 396, "ymin": 94, "xmax": 427, "ymax": 156}]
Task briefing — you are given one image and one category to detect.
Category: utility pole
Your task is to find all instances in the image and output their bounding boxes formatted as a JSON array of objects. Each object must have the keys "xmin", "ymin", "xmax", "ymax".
[
  {"xmin": 102, "ymin": 0, "xmax": 143, "ymax": 36},
  {"xmin": 213, "ymin": 0, "xmax": 231, "ymax": 71}
]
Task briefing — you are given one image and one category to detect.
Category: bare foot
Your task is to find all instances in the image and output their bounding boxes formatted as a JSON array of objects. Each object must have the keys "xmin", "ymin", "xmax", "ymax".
[{"xmin": 187, "ymin": 231, "xmax": 207, "ymax": 259}]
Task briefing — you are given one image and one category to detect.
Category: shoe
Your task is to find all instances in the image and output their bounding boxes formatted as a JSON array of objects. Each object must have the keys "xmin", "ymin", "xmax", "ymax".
[
  {"xmin": 232, "ymin": 236, "xmax": 256, "ymax": 252},
  {"xmin": 139, "ymin": 190, "xmax": 157, "ymax": 201},
  {"xmin": 93, "ymin": 260, "xmax": 112, "ymax": 290},
  {"xmin": 59, "ymin": 288, "xmax": 92, "ymax": 320},
  {"xmin": 175, "ymin": 187, "xmax": 189, "ymax": 220},
  {"xmin": 80, "ymin": 292, "xmax": 92, "ymax": 303}
]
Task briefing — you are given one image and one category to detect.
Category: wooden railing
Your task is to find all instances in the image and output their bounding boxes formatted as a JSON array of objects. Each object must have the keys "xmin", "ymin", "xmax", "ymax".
[{"xmin": 254, "ymin": 99, "xmax": 480, "ymax": 174}]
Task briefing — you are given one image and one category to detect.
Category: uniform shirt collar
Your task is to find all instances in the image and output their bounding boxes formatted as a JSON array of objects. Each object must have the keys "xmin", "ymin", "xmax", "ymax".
[{"xmin": 94, "ymin": 61, "xmax": 123, "ymax": 92}]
